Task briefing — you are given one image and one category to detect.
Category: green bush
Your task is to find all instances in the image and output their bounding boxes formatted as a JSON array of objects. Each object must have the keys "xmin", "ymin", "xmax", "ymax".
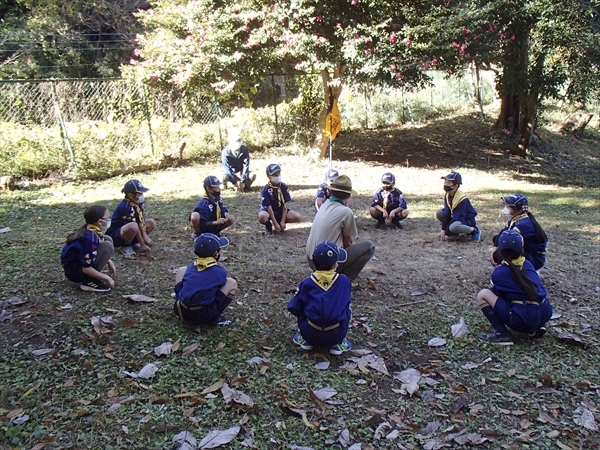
[{"xmin": 0, "ymin": 123, "xmax": 68, "ymax": 178}]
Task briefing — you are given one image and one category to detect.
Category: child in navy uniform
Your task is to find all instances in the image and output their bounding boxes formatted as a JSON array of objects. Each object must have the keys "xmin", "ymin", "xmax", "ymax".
[
  {"xmin": 107, "ymin": 179, "xmax": 156, "ymax": 257},
  {"xmin": 435, "ymin": 171, "xmax": 480, "ymax": 242},
  {"xmin": 314, "ymin": 168, "xmax": 339, "ymax": 212},
  {"xmin": 190, "ymin": 176, "xmax": 235, "ymax": 237},
  {"xmin": 61, "ymin": 204, "xmax": 116, "ymax": 292},
  {"xmin": 258, "ymin": 164, "xmax": 302, "ymax": 235},
  {"xmin": 173, "ymin": 233, "xmax": 237, "ymax": 326},
  {"xmin": 370, "ymin": 172, "xmax": 409, "ymax": 229},
  {"xmin": 477, "ymin": 230, "xmax": 552, "ymax": 345},
  {"xmin": 288, "ymin": 241, "xmax": 353, "ymax": 355},
  {"xmin": 491, "ymin": 194, "xmax": 547, "ymax": 270}
]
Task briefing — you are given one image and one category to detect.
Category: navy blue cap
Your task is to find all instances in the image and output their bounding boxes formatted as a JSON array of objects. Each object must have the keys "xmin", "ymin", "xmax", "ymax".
[
  {"xmin": 498, "ymin": 229, "xmax": 524, "ymax": 254},
  {"xmin": 441, "ymin": 171, "xmax": 462, "ymax": 185},
  {"xmin": 312, "ymin": 241, "xmax": 347, "ymax": 269},
  {"xmin": 203, "ymin": 176, "xmax": 221, "ymax": 189},
  {"xmin": 502, "ymin": 193, "xmax": 528, "ymax": 209},
  {"xmin": 266, "ymin": 163, "xmax": 281, "ymax": 176},
  {"xmin": 194, "ymin": 233, "xmax": 229, "ymax": 257},
  {"xmin": 325, "ymin": 168, "xmax": 339, "ymax": 181},
  {"xmin": 381, "ymin": 172, "xmax": 395, "ymax": 184},
  {"xmin": 122, "ymin": 179, "xmax": 149, "ymax": 194}
]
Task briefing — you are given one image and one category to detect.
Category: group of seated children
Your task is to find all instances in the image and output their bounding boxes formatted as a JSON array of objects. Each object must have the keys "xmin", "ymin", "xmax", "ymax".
[{"xmin": 61, "ymin": 166, "xmax": 550, "ymax": 350}]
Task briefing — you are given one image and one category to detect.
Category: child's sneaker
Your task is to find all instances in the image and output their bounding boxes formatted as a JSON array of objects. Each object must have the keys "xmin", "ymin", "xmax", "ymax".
[
  {"xmin": 392, "ymin": 220, "xmax": 403, "ymax": 229},
  {"xmin": 217, "ymin": 317, "xmax": 232, "ymax": 326},
  {"xmin": 478, "ymin": 332, "xmax": 513, "ymax": 345},
  {"xmin": 132, "ymin": 242, "xmax": 142, "ymax": 252},
  {"xmin": 330, "ymin": 338, "xmax": 352, "ymax": 355},
  {"xmin": 374, "ymin": 220, "xmax": 384, "ymax": 229},
  {"xmin": 120, "ymin": 246, "xmax": 136, "ymax": 257},
  {"xmin": 292, "ymin": 332, "xmax": 313, "ymax": 350},
  {"xmin": 529, "ymin": 327, "xmax": 546, "ymax": 339},
  {"xmin": 470, "ymin": 227, "xmax": 481, "ymax": 242},
  {"xmin": 265, "ymin": 221, "xmax": 273, "ymax": 236},
  {"xmin": 80, "ymin": 280, "xmax": 111, "ymax": 293}
]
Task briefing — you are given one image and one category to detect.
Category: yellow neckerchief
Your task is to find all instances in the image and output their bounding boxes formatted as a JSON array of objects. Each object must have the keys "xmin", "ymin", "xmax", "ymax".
[
  {"xmin": 501, "ymin": 256, "xmax": 526, "ymax": 268},
  {"xmin": 130, "ymin": 200, "xmax": 147, "ymax": 231},
  {"xmin": 193, "ymin": 257, "xmax": 218, "ymax": 271},
  {"xmin": 446, "ymin": 188, "xmax": 468, "ymax": 212},
  {"xmin": 310, "ymin": 269, "xmax": 339, "ymax": 291},
  {"xmin": 206, "ymin": 195, "xmax": 221, "ymax": 218},
  {"xmin": 382, "ymin": 189, "xmax": 389, "ymax": 210},
  {"xmin": 86, "ymin": 224, "xmax": 104, "ymax": 242},
  {"xmin": 268, "ymin": 182, "xmax": 285, "ymax": 208},
  {"xmin": 509, "ymin": 212, "xmax": 528, "ymax": 228}
]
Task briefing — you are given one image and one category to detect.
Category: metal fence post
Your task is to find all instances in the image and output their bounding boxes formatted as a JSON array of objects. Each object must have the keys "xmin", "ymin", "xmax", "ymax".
[
  {"xmin": 140, "ymin": 83, "xmax": 155, "ymax": 155},
  {"xmin": 270, "ymin": 74, "xmax": 280, "ymax": 146},
  {"xmin": 51, "ymin": 82, "xmax": 77, "ymax": 170}
]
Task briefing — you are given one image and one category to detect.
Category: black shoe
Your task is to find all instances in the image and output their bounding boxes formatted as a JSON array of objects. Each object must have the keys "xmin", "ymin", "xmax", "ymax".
[
  {"xmin": 374, "ymin": 220, "xmax": 384, "ymax": 229},
  {"xmin": 478, "ymin": 332, "xmax": 513, "ymax": 345},
  {"xmin": 392, "ymin": 220, "xmax": 403, "ymax": 229},
  {"xmin": 265, "ymin": 221, "xmax": 273, "ymax": 235},
  {"xmin": 529, "ymin": 327, "xmax": 546, "ymax": 339},
  {"xmin": 80, "ymin": 280, "xmax": 111, "ymax": 293}
]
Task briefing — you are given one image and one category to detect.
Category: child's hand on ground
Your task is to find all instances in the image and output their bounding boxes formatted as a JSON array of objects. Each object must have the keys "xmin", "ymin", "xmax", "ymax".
[
  {"xmin": 103, "ymin": 276, "xmax": 115, "ymax": 288},
  {"xmin": 108, "ymin": 260, "xmax": 117, "ymax": 278},
  {"xmin": 279, "ymin": 221, "xmax": 286, "ymax": 231},
  {"xmin": 274, "ymin": 222, "xmax": 282, "ymax": 232},
  {"xmin": 440, "ymin": 230, "xmax": 448, "ymax": 241},
  {"xmin": 140, "ymin": 243, "xmax": 151, "ymax": 253},
  {"xmin": 382, "ymin": 210, "xmax": 389, "ymax": 220},
  {"xmin": 388, "ymin": 211, "xmax": 396, "ymax": 221}
]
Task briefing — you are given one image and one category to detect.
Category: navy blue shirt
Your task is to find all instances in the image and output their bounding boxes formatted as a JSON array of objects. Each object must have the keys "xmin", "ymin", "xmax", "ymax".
[
  {"xmin": 60, "ymin": 229, "xmax": 101, "ymax": 282},
  {"xmin": 371, "ymin": 187, "xmax": 408, "ymax": 212},
  {"xmin": 494, "ymin": 213, "xmax": 547, "ymax": 270},
  {"xmin": 176, "ymin": 262, "xmax": 228, "ymax": 307},
  {"xmin": 193, "ymin": 196, "xmax": 228, "ymax": 223},
  {"xmin": 107, "ymin": 199, "xmax": 144, "ymax": 235},
  {"xmin": 287, "ymin": 272, "xmax": 352, "ymax": 328},
  {"xmin": 260, "ymin": 182, "xmax": 292, "ymax": 215},
  {"xmin": 440, "ymin": 189, "xmax": 477, "ymax": 229},
  {"xmin": 491, "ymin": 259, "xmax": 547, "ymax": 302}
]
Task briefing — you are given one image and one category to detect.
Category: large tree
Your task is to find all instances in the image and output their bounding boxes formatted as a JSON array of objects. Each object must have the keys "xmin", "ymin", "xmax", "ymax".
[
  {"xmin": 131, "ymin": 0, "xmax": 432, "ymax": 155},
  {"xmin": 411, "ymin": 0, "xmax": 600, "ymax": 156},
  {"xmin": 0, "ymin": 0, "xmax": 147, "ymax": 79}
]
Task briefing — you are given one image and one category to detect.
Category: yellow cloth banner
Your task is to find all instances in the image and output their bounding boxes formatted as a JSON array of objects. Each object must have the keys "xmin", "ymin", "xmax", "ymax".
[{"xmin": 325, "ymin": 99, "xmax": 342, "ymax": 140}]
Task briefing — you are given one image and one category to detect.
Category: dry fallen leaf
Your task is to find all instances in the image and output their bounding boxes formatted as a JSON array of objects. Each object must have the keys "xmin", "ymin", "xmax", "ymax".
[
  {"xmin": 31, "ymin": 348, "xmax": 53, "ymax": 356},
  {"xmin": 573, "ymin": 404, "xmax": 598, "ymax": 431},
  {"xmin": 198, "ymin": 426, "xmax": 240, "ymax": 449},
  {"xmin": 122, "ymin": 294, "xmax": 157, "ymax": 303},
  {"xmin": 154, "ymin": 342, "xmax": 173, "ymax": 356},
  {"xmin": 182, "ymin": 343, "xmax": 200, "ymax": 356},
  {"xmin": 451, "ymin": 317, "xmax": 469, "ymax": 338},
  {"xmin": 201, "ymin": 380, "xmax": 225, "ymax": 395},
  {"xmin": 172, "ymin": 430, "xmax": 197, "ymax": 450},
  {"xmin": 428, "ymin": 337, "xmax": 447, "ymax": 347}
]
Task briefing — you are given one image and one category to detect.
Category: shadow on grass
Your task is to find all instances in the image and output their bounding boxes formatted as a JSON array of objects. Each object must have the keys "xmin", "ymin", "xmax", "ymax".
[{"xmin": 333, "ymin": 112, "xmax": 600, "ymax": 188}]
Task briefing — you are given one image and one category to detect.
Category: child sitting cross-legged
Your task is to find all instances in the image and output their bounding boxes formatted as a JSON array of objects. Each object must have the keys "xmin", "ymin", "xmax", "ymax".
[
  {"xmin": 287, "ymin": 241, "xmax": 353, "ymax": 355},
  {"xmin": 173, "ymin": 233, "xmax": 237, "ymax": 327}
]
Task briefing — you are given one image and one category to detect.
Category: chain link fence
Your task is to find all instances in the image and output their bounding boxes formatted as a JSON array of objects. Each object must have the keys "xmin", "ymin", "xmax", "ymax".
[{"xmin": 0, "ymin": 70, "xmax": 494, "ymax": 179}]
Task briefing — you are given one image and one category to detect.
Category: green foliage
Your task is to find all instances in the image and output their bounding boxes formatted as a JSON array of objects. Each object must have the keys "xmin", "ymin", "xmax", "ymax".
[{"xmin": 0, "ymin": 123, "xmax": 66, "ymax": 177}]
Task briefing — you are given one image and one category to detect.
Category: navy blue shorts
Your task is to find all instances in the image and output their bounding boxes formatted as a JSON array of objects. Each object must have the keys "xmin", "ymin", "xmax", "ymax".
[
  {"xmin": 108, "ymin": 226, "xmax": 139, "ymax": 248},
  {"xmin": 298, "ymin": 319, "xmax": 348, "ymax": 349},
  {"xmin": 493, "ymin": 297, "xmax": 552, "ymax": 334},
  {"xmin": 173, "ymin": 289, "xmax": 232, "ymax": 326}
]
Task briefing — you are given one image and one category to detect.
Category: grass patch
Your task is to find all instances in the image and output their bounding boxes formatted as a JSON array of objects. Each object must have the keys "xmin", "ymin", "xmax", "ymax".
[{"xmin": 0, "ymin": 115, "xmax": 599, "ymax": 449}]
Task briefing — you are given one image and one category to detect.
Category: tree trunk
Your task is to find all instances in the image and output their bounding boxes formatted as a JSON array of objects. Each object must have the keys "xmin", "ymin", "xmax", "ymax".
[
  {"xmin": 469, "ymin": 61, "xmax": 484, "ymax": 114},
  {"xmin": 491, "ymin": 93, "xmax": 519, "ymax": 137},
  {"xmin": 514, "ymin": 95, "xmax": 539, "ymax": 157},
  {"xmin": 315, "ymin": 63, "xmax": 347, "ymax": 159}
]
